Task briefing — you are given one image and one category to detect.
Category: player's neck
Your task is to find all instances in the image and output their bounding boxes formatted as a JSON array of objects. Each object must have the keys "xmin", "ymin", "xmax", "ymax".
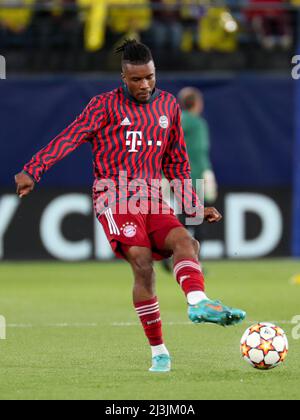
[{"xmin": 122, "ymin": 83, "xmax": 160, "ymax": 105}]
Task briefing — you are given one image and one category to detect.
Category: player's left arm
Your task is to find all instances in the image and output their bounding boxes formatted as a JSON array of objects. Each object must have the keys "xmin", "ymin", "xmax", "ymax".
[{"xmin": 162, "ymin": 102, "xmax": 221, "ymax": 223}]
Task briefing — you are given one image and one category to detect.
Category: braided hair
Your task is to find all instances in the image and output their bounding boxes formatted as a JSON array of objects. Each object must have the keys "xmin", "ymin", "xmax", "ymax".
[{"xmin": 115, "ymin": 39, "xmax": 153, "ymax": 67}]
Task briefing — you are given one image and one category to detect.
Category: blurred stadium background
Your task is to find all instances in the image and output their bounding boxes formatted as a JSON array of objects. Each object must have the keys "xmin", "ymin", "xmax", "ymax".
[{"xmin": 1, "ymin": 0, "xmax": 300, "ymax": 401}]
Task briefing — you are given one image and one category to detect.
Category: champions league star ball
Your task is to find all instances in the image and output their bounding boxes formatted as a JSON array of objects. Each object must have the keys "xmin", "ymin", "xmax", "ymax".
[{"xmin": 240, "ymin": 323, "xmax": 288, "ymax": 370}]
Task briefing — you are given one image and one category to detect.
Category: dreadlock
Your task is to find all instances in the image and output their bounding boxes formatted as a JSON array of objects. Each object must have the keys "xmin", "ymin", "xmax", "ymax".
[{"xmin": 115, "ymin": 39, "xmax": 153, "ymax": 66}]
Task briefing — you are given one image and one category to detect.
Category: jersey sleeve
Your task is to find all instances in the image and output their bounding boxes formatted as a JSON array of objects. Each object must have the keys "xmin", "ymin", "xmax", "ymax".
[
  {"xmin": 162, "ymin": 102, "xmax": 204, "ymax": 217},
  {"xmin": 23, "ymin": 96, "xmax": 106, "ymax": 183}
]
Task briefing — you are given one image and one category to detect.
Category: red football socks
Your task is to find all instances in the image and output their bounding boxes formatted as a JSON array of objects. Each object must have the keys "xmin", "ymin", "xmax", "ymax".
[
  {"xmin": 174, "ymin": 259, "xmax": 205, "ymax": 296},
  {"xmin": 134, "ymin": 297, "xmax": 163, "ymax": 346}
]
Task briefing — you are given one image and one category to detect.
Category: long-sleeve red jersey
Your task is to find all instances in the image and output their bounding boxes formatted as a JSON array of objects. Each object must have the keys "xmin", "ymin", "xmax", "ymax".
[{"xmin": 23, "ymin": 86, "xmax": 202, "ymax": 216}]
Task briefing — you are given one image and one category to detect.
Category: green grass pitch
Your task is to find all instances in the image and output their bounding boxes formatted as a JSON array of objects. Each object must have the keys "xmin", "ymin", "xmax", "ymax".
[{"xmin": 0, "ymin": 259, "xmax": 300, "ymax": 400}]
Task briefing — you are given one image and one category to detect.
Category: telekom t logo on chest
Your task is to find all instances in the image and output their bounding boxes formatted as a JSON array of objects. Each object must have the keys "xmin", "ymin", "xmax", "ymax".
[
  {"xmin": 126, "ymin": 131, "xmax": 162, "ymax": 153},
  {"xmin": 126, "ymin": 131, "xmax": 143, "ymax": 153}
]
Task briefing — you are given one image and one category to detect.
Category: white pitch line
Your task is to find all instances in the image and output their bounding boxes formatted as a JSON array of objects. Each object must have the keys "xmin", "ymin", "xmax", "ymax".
[
  {"xmin": 5, "ymin": 320, "xmax": 294, "ymax": 329},
  {"xmin": 111, "ymin": 322, "xmax": 190, "ymax": 327},
  {"xmin": 7, "ymin": 323, "xmax": 98, "ymax": 329},
  {"xmin": 111, "ymin": 320, "xmax": 295, "ymax": 327}
]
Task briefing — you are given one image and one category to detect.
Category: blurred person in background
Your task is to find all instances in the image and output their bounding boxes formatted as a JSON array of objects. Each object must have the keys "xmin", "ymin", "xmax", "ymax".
[
  {"xmin": 245, "ymin": 0, "xmax": 293, "ymax": 50},
  {"xmin": 77, "ymin": 0, "xmax": 151, "ymax": 52},
  {"xmin": 145, "ymin": 0, "xmax": 183, "ymax": 53},
  {"xmin": 77, "ymin": 0, "xmax": 107, "ymax": 51},
  {"xmin": 48, "ymin": 1, "xmax": 81, "ymax": 48},
  {"xmin": 180, "ymin": 0, "xmax": 205, "ymax": 52},
  {"xmin": 0, "ymin": 0, "xmax": 35, "ymax": 47},
  {"xmin": 178, "ymin": 87, "xmax": 218, "ymax": 209},
  {"xmin": 107, "ymin": 0, "xmax": 152, "ymax": 50},
  {"xmin": 29, "ymin": 0, "xmax": 81, "ymax": 70},
  {"xmin": 0, "ymin": 0, "xmax": 35, "ymax": 33},
  {"xmin": 199, "ymin": 6, "xmax": 239, "ymax": 52}
]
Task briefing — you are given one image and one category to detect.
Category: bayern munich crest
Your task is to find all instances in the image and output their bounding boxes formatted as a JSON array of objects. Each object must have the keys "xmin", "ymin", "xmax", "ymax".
[
  {"xmin": 159, "ymin": 116, "xmax": 169, "ymax": 129},
  {"xmin": 121, "ymin": 222, "xmax": 138, "ymax": 238}
]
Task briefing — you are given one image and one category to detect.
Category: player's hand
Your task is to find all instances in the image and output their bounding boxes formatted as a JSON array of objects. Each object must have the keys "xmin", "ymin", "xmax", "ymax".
[
  {"xmin": 15, "ymin": 172, "xmax": 35, "ymax": 198},
  {"xmin": 204, "ymin": 207, "xmax": 222, "ymax": 223}
]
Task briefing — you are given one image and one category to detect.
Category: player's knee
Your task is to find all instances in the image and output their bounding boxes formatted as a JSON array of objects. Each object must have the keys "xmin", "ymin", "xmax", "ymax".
[
  {"xmin": 187, "ymin": 237, "xmax": 200, "ymax": 260},
  {"xmin": 192, "ymin": 238, "xmax": 200, "ymax": 256},
  {"xmin": 174, "ymin": 235, "xmax": 199, "ymax": 260},
  {"xmin": 134, "ymin": 259, "xmax": 153, "ymax": 279}
]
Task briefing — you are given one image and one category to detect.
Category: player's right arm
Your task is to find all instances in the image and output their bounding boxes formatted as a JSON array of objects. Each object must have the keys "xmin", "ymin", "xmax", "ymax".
[{"xmin": 15, "ymin": 96, "xmax": 106, "ymax": 198}]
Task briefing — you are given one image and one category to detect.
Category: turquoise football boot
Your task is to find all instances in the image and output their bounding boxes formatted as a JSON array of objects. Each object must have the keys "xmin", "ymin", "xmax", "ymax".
[
  {"xmin": 188, "ymin": 299, "xmax": 246, "ymax": 327},
  {"xmin": 149, "ymin": 354, "xmax": 171, "ymax": 373}
]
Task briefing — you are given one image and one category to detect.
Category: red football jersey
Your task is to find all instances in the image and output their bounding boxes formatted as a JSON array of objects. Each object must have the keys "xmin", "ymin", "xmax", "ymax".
[{"xmin": 23, "ymin": 86, "xmax": 202, "ymax": 216}]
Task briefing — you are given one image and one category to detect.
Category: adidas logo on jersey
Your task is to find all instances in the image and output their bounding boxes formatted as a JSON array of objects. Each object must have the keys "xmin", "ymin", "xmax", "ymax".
[{"xmin": 121, "ymin": 117, "xmax": 131, "ymax": 126}]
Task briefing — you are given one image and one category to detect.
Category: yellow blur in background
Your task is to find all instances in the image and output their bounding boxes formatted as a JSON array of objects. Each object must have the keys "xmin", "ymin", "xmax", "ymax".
[
  {"xmin": 78, "ymin": 0, "xmax": 151, "ymax": 52},
  {"xmin": 0, "ymin": 0, "xmax": 35, "ymax": 32}
]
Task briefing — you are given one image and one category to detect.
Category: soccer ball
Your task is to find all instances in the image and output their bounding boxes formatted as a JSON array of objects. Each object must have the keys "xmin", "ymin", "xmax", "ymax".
[{"xmin": 240, "ymin": 323, "xmax": 288, "ymax": 370}]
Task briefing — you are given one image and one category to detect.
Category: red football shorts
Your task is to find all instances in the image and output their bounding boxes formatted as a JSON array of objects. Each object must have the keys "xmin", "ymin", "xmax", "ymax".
[{"xmin": 96, "ymin": 200, "xmax": 184, "ymax": 260}]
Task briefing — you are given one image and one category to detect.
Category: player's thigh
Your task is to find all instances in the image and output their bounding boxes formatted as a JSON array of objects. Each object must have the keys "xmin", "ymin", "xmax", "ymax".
[
  {"xmin": 148, "ymin": 212, "xmax": 184, "ymax": 253},
  {"xmin": 97, "ymin": 208, "xmax": 152, "ymax": 259}
]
